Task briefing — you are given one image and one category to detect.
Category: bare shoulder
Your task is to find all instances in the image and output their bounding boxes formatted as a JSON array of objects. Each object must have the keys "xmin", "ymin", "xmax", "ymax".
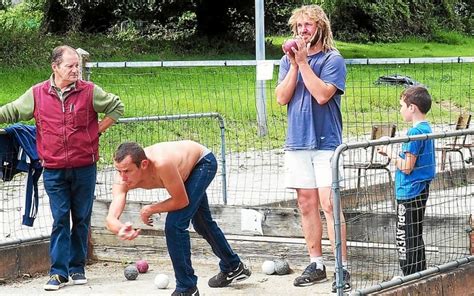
[
  {"xmin": 144, "ymin": 141, "xmax": 204, "ymax": 158},
  {"xmin": 143, "ymin": 141, "xmax": 205, "ymax": 179}
]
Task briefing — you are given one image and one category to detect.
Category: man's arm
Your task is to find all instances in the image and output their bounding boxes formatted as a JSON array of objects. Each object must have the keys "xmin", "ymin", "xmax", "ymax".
[
  {"xmin": 275, "ymin": 63, "xmax": 298, "ymax": 106},
  {"xmin": 98, "ymin": 116, "xmax": 116, "ymax": 134},
  {"xmin": 139, "ymin": 161, "xmax": 189, "ymax": 225},
  {"xmin": 92, "ymin": 85, "xmax": 125, "ymax": 134},
  {"xmin": 294, "ymin": 44, "xmax": 337, "ymax": 105},
  {"xmin": 298, "ymin": 62, "xmax": 338, "ymax": 105},
  {"xmin": 106, "ymin": 182, "xmax": 140, "ymax": 240},
  {"xmin": 292, "ymin": 42, "xmax": 342, "ymax": 105},
  {"xmin": 275, "ymin": 42, "xmax": 301, "ymax": 106},
  {"xmin": 0, "ymin": 88, "xmax": 35, "ymax": 123}
]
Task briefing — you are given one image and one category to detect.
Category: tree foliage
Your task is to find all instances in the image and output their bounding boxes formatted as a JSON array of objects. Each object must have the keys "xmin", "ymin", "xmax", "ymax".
[
  {"xmin": 37, "ymin": 0, "xmax": 307, "ymax": 41},
  {"xmin": 2, "ymin": 0, "xmax": 471, "ymax": 44},
  {"xmin": 325, "ymin": 0, "xmax": 473, "ymax": 42}
]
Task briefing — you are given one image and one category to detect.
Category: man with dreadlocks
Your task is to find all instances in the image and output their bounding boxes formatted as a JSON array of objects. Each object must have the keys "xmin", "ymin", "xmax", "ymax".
[{"xmin": 275, "ymin": 5, "xmax": 350, "ymax": 292}]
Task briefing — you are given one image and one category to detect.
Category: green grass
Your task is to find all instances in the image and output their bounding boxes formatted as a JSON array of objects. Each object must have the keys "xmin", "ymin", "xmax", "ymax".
[
  {"xmin": 76, "ymin": 34, "xmax": 474, "ymax": 60},
  {"xmin": 337, "ymin": 40, "xmax": 474, "ymax": 59},
  {"xmin": 268, "ymin": 35, "xmax": 474, "ymax": 59}
]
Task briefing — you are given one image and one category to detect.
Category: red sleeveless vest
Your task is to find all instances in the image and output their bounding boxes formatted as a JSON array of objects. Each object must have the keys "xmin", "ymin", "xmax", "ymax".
[{"xmin": 33, "ymin": 80, "xmax": 99, "ymax": 169}]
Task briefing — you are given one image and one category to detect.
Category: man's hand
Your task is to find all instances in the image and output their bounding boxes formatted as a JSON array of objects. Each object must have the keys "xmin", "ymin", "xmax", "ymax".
[
  {"xmin": 293, "ymin": 38, "xmax": 309, "ymax": 65},
  {"xmin": 140, "ymin": 205, "xmax": 155, "ymax": 226},
  {"xmin": 117, "ymin": 222, "xmax": 140, "ymax": 240}
]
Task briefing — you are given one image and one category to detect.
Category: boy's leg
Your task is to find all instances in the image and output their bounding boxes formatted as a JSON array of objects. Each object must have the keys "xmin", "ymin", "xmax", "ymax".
[
  {"xmin": 413, "ymin": 186, "xmax": 429, "ymax": 272},
  {"xmin": 397, "ymin": 198, "xmax": 413, "ymax": 275},
  {"xmin": 397, "ymin": 185, "xmax": 429, "ymax": 276},
  {"xmin": 165, "ymin": 156, "xmax": 216, "ymax": 293}
]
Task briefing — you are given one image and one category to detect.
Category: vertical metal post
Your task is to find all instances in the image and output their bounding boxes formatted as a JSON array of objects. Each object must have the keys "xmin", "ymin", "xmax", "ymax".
[
  {"xmin": 76, "ymin": 48, "xmax": 90, "ymax": 81},
  {"xmin": 255, "ymin": 0, "xmax": 268, "ymax": 136},
  {"xmin": 332, "ymin": 144, "xmax": 347, "ymax": 296},
  {"xmin": 216, "ymin": 116, "xmax": 228, "ymax": 205}
]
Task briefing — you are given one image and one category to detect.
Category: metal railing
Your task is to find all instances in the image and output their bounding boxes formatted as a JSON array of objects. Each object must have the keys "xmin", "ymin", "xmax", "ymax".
[{"xmin": 332, "ymin": 128, "xmax": 474, "ymax": 295}]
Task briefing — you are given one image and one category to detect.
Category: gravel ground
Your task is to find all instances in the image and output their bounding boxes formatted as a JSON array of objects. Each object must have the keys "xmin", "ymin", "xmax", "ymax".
[{"xmin": 1, "ymin": 259, "xmax": 336, "ymax": 296}]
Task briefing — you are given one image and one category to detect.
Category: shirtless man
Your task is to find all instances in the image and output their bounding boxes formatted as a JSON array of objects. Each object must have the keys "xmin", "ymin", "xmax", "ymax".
[{"xmin": 106, "ymin": 140, "xmax": 251, "ymax": 296}]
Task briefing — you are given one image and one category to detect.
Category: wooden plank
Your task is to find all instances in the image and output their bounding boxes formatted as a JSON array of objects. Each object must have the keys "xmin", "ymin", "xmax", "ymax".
[
  {"xmin": 92, "ymin": 200, "xmax": 311, "ymax": 238},
  {"xmin": 92, "ymin": 200, "xmax": 469, "ymax": 246}
]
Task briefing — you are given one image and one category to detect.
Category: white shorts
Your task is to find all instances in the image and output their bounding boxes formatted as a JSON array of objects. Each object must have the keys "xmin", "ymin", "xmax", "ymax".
[{"xmin": 284, "ymin": 150, "xmax": 340, "ymax": 189}]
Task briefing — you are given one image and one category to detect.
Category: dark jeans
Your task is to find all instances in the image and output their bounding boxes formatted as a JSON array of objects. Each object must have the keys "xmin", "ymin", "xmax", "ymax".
[
  {"xmin": 165, "ymin": 153, "xmax": 240, "ymax": 292},
  {"xmin": 396, "ymin": 184, "xmax": 429, "ymax": 276},
  {"xmin": 43, "ymin": 163, "xmax": 96, "ymax": 278}
]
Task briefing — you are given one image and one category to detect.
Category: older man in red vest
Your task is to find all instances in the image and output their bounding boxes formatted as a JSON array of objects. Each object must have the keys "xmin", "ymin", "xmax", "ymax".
[{"xmin": 0, "ymin": 45, "xmax": 124, "ymax": 291}]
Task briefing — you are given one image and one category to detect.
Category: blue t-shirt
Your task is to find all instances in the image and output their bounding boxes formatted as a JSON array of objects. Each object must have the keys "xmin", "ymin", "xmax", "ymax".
[
  {"xmin": 278, "ymin": 50, "xmax": 346, "ymax": 151},
  {"xmin": 395, "ymin": 121, "xmax": 436, "ymax": 200}
]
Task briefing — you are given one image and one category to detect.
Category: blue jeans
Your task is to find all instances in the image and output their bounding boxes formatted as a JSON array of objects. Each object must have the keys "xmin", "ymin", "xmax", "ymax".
[
  {"xmin": 165, "ymin": 153, "xmax": 240, "ymax": 292},
  {"xmin": 43, "ymin": 163, "xmax": 96, "ymax": 278}
]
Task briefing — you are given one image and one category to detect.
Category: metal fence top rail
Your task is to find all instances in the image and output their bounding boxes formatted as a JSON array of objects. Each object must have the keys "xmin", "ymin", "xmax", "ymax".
[
  {"xmin": 86, "ymin": 57, "xmax": 474, "ymax": 68},
  {"xmin": 335, "ymin": 128, "xmax": 474, "ymax": 153},
  {"xmin": 117, "ymin": 113, "xmax": 223, "ymax": 123},
  {"xmin": 331, "ymin": 128, "xmax": 474, "ymax": 182},
  {"xmin": 117, "ymin": 113, "xmax": 226, "ymax": 129}
]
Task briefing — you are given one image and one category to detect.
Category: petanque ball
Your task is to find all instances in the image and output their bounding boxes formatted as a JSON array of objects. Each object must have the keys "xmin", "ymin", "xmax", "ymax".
[
  {"xmin": 124, "ymin": 265, "xmax": 139, "ymax": 280},
  {"xmin": 154, "ymin": 273, "xmax": 170, "ymax": 289},
  {"xmin": 274, "ymin": 259, "xmax": 291, "ymax": 275},
  {"xmin": 261, "ymin": 260, "xmax": 275, "ymax": 275},
  {"xmin": 136, "ymin": 259, "xmax": 149, "ymax": 273},
  {"xmin": 283, "ymin": 39, "xmax": 298, "ymax": 56}
]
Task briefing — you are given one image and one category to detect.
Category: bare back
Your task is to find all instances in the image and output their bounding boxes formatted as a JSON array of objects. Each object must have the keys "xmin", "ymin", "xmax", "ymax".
[{"xmin": 142, "ymin": 140, "xmax": 206, "ymax": 189}]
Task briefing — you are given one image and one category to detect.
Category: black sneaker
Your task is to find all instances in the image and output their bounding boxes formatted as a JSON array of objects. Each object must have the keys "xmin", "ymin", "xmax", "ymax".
[
  {"xmin": 171, "ymin": 286, "xmax": 199, "ymax": 296},
  {"xmin": 208, "ymin": 261, "xmax": 251, "ymax": 288},
  {"xmin": 44, "ymin": 274, "xmax": 68, "ymax": 291},
  {"xmin": 70, "ymin": 273, "xmax": 87, "ymax": 285},
  {"xmin": 331, "ymin": 269, "xmax": 351, "ymax": 293},
  {"xmin": 293, "ymin": 263, "xmax": 327, "ymax": 287}
]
